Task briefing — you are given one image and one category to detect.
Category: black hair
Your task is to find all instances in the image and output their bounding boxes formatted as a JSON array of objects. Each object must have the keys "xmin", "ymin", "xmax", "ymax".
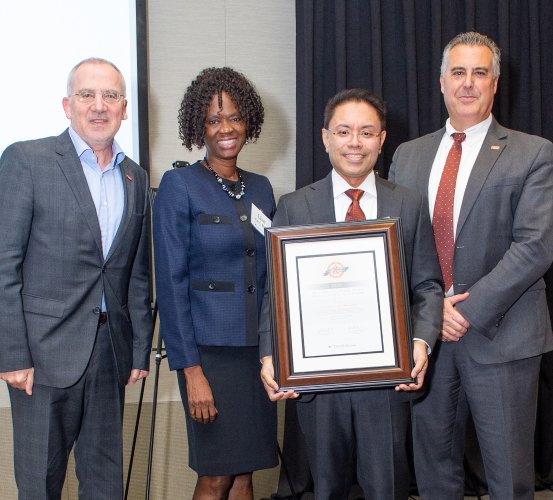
[{"xmin": 323, "ymin": 88, "xmax": 386, "ymax": 130}]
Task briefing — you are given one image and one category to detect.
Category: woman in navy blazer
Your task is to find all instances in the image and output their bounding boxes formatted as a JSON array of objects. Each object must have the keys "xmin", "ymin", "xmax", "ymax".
[{"xmin": 153, "ymin": 67, "xmax": 277, "ymax": 499}]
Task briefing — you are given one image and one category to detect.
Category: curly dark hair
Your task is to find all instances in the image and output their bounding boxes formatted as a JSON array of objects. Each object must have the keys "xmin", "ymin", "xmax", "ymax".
[{"xmin": 178, "ymin": 67, "xmax": 264, "ymax": 150}]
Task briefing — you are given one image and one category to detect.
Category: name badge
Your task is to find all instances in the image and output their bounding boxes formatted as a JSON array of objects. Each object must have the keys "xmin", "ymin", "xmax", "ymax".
[{"xmin": 251, "ymin": 203, "xmax": 272, "ymax": 235}]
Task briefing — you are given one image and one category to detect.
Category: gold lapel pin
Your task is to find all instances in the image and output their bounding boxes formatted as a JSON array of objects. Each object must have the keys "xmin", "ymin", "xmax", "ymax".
[
  {"xmin": 125, "ymin": 174, "xmax": 133, "ymax": 181},
  {"xmin": 491, "ymin": 145, "xmax": 500, "ymax": 150}
]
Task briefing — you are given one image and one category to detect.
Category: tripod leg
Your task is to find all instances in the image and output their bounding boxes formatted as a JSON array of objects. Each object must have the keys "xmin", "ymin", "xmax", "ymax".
[
  {"xmin": 277, "ymin": 442, "xmax": 298, "ymax": 499},
  {"xmin": 145, "ymin": 307, "xmax": 163, "ymax": 500},
  {"xmin": 124, "ymin": 377, "xmax": 146, "ymax": 500}
]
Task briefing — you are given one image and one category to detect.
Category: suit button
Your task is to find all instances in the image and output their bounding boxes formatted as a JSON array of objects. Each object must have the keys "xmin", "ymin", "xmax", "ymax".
[
  {"xmin": 102, "ymin": 266, "xmax": 106, "ymax": 273},
  {"xmin": 240, "ymin": 214, "xmax": 248, "ymax": 222},
  {"xmin": 93, "ymin": 306, "xmax": 101, "ymax": 314},
  {"xmin": 248, "ymin": 285, "xmax": 256, "ymax": 293},
  {"xmin": 246, "ymin": 248, "xmax": 255, "ymax": 257},
  {"xmin": 213, "ymin": 216, "xmax": 221, "ymax": 224},
  {"xmin": 208, "ymin": 282, "xmax": 215, "ymax": 290}
]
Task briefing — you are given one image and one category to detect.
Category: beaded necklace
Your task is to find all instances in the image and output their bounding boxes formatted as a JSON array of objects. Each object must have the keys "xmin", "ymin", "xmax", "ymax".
[{"xmin": 203, "ymin": 157, "xmax": 245, "ymax": 200}]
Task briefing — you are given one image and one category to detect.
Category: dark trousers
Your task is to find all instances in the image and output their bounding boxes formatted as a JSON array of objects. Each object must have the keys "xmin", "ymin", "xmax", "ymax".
[
  {"xmin": 296, "ymin": 389, "xmax": 410, "ymax": 500},
  {"xmin": 412, "ymin": 339, "xmax": 541, "ymax": 500},
  {"xmin": 9, "ymin": 322, "xmax": 124, "ymax": 500},
  {"xmin": 536, "ymin": 349, "xmax": 553, "ymax": 484}
]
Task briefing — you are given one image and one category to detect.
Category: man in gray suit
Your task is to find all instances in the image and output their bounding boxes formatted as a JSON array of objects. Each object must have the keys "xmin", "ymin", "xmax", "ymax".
[
  {"xmin": 389, "ymin": 32, "xmax": 553, "ymax": 499},
  {"xmin": 0, "ymin": 58, "xmax": 153, "ymax": 499},
  {"xmin": 260, "ymin": 89, "xmax": 443, "ymax": 499}
]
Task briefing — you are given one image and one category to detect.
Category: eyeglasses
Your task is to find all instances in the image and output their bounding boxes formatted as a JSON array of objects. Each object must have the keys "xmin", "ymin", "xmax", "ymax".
[
  {"xmin": 326, "ymin": 128, "xmax": 384, "ymax": 141},
  {"xmin": 72, "ymin": 90, "xmax": 125, "ymax": 104}
]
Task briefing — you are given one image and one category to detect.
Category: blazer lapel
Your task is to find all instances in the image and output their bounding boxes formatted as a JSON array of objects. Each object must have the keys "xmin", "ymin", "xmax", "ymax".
[
  {"xmin": 105, "ymin": 159, "xmax": 136, "ymax": 261},
  {"xmin": 55, "ymin": 131, "xmax": 103, "ymax": 256},
  {"xmin": 415, "ymin": 129, "xmax": 444, "ymax": 195},
  {"xmin": 456, "ymin": 119, "xmax": 507, "ymax": 238},
  {"xmin": 376, "ymin": 176, "xmax": 402, "ymax": 219},
  {"xmin": 305, "ymin": 173, "xmax": 337, "ymax": 223}
]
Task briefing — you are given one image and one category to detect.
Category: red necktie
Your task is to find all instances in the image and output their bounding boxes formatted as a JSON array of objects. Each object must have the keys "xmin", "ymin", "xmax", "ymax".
[
  {"xmin": 345, "ymin": 189, "xmax": 366, "ymax": 221},
  {"xmin": 432, "ymin": 132, "xmax": 466, "ymax": 291}
]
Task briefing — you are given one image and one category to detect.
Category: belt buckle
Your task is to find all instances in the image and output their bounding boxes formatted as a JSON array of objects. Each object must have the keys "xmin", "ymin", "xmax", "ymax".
[{"xmin": 99, "ymin": 312, "xmax": 108, "ymax": 325}]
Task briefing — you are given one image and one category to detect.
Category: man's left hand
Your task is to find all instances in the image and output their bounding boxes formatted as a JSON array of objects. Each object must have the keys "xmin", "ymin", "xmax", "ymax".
[
  {"xmin": 260, "ymin": 356, "xmax": 299, "ymax": 401},
  {"xmin": 128, "ymin": 369, "xmax": 149, "ymax": 385},
  {"xmin": 395, "ymin": 340, "xmax": 428, "ymax": 392}
]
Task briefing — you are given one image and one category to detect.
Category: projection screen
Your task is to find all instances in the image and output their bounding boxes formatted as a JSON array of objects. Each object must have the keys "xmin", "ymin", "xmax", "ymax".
[{"xmin": 0, "ymin": 0, "xmax": 148, "ymax": 170}]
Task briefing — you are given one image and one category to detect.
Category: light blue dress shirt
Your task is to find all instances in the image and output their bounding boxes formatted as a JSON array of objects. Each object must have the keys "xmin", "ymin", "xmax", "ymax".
[{"xmin": 68, "ymin": 127, "xmax": 125, "ymax": 311}]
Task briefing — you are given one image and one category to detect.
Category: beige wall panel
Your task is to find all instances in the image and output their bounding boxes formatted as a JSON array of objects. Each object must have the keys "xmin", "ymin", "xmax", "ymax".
[
  {"xmin": 0, "ymin": 410, "xmax": 16, "ymax": 498},
  {"xmin": 0, "ymin": 384, "xmax": 8, "ymax": 408},
  {"xmin": 148, "ymin": 0, "xmax": 296, "ymax": 200},
  {"xmin": 148, "ymin": 0, "xmax": 226, "ymax": 187}
]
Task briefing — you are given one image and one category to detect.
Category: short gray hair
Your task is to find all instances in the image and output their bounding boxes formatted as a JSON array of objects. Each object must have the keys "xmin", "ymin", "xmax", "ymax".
[
  {"xmin": 440, "ymin": 32, "xmax": 501, "ymax": 78},
  {"xmin": 66, "ymin": 57, "xmax": 126, "ymax": 96}
]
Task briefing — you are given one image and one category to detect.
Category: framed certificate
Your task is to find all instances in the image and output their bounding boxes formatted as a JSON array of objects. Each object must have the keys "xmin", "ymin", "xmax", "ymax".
[{"xmin": 265, "ymin": 218, "xmax": 414, "ymax": 392}]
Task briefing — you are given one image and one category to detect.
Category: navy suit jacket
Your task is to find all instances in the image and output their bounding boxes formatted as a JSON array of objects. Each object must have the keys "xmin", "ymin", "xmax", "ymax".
[{"xmin": 154, "ymin": 161, "xmax": 276, "ymax": 370}]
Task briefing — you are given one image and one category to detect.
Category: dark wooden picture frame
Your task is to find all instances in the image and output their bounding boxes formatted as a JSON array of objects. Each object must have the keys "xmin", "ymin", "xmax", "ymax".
[{"xmin": 265, "ymin": 218, "xmax": 414, "ymax": 393}]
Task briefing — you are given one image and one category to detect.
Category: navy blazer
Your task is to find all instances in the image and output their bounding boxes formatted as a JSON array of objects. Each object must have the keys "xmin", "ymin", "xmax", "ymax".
[{"xmin": 154, "ymin": 161, "xmax": 276, "ymax": 370}]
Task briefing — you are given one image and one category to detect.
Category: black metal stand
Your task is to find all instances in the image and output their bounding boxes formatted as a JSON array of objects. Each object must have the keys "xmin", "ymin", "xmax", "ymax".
[
  {"xmin": 276, "ymin": 444, "xmax": 298, "ymax": 499},
  {"xmin": 145, "ymin": 302, "xmax": 163, "ymax": 500},
  {"xmin": 124, "ymin": 302, "xmax": 165, "ymax": 500}
]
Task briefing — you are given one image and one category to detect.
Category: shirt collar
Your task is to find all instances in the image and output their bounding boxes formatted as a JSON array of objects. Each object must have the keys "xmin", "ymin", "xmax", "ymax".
[
  {"xmin": 332, "ymin": 169, "xmax": 377, "ymax": 199},
  {"xmin": 445, "ymin": 114, "xmax": 493, "ymax": 138},
  {"xmin": 68, "ymin": 126, "xmax": 125, "ymax": 168}
]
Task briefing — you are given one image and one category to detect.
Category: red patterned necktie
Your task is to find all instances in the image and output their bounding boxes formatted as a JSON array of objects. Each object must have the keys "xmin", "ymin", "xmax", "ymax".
[
  {"xmin": 345, "ymin": 189, "xmax": 366, "ymax": 221},
  {"xmin": 432, "ymin": 132, "xmax": 466, "ymax": 291}
]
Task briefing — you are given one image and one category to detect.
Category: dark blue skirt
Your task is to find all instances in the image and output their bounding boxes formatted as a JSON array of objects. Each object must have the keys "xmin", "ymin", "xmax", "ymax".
[{"xmin": 177, "ymin": 345, "xmax": 278, "ymax": 476}]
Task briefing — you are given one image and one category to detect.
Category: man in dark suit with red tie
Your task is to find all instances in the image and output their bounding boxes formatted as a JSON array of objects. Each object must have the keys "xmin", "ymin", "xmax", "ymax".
[
  {"xmin": 389, "ymin": 32, "xmax": 553, "ymax": 499},
  {"xmin": 260, "ymin": 88, "xmax": 443, "ymax": 500}
]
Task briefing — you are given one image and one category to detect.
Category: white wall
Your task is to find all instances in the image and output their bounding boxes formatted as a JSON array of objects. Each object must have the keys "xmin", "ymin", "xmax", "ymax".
[{"xmin": 0, "ymin": 0, "xmax": 140, "ymax": 161}]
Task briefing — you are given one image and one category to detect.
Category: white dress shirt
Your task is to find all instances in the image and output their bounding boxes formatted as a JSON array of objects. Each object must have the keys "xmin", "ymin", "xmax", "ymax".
[
  {"xmin": 428, "ymin": 115, "xmax": 493, "ymax": 234},
  {"xmin": 68, "ymin": 127, "xmax": 125, "ymax": 311},
  {"xmin": 332, "ymin": 169, "xmax": 377, "ymax": 221}
]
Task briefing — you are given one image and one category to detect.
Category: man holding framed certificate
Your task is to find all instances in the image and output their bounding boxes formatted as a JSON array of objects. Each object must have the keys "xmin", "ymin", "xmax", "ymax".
[{"xmin": 259, "ymin": 88, "xmax": 443, "ymax": 500}]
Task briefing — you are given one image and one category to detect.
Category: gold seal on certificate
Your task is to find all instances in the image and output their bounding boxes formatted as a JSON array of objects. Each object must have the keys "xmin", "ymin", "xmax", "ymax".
[{"xmin": 323, "ymin": 261, "xmax": 348, "ymax": 278}]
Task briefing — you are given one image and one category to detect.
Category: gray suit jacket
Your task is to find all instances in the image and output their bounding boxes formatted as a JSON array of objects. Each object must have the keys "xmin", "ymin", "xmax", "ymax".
[
  {"xmin": 259, "ymin": 172, "xmax": 443, "ymax": 359},
  {"xmin": 0, "ymin": 130, "xmax": 153, "ymax": 388},
  {"xmin": 389, "ymin": 118, "xmax": 553, "ymax": 364}
]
